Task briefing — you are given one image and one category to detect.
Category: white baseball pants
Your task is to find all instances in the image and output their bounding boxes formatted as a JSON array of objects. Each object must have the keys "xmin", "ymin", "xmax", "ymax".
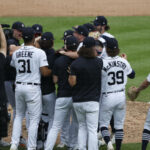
[
  {"xmin": 99, "ymin": 92, "xmax": 126, "ymax": 130},
  {"xmin": 11, "ymin": 84, "xmax": 42, "ymax": 150},
  {"xmin": 144, "ymin": 108, "xmax": 150, "ymax": 131},
  {"xmin": 45, "ymin": 97, "xmax": 72, "ymax": 150},
  {"xmin": 73, "ymin": 101, "xmax": 99, "ymax": 150}
]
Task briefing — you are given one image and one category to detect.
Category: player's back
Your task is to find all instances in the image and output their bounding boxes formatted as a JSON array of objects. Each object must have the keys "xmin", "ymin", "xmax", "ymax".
[
  {"xmin": 11, "ymin": 46, "xmax": 47, "ymax": 84},
  {"xmin": 102, "ymin": 56, "xmax": 132, "ymax": 93}
]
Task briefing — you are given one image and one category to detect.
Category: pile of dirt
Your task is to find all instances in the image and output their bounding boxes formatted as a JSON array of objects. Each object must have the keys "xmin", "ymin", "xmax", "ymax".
[
  {"xmin": 124, "ymin": 101, "xmax": 149, "ymax": 143},
  {"xmin": 0, "ymin": 0, "xmax": 150, "ymax": 17},
  {"xmin": 4, "ymin": 101, "xmax": 150, "ymax": 144}
]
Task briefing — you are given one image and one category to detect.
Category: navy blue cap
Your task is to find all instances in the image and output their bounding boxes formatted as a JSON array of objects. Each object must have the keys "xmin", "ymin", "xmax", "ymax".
[
  {"xmin": 104, "ymin": 37, "xmax": 119, "ymax": 50},
  {"xmin": 32, "ymin": 24, "xmax": 43, "ymax": 34},
  {"xmin": 22, "ymin": 27, "xmax": 35, "ymax": 40},
  {"xmin": 93, "ymin": 16, "xmax": 107, "ymax": 26},
  {"xmin": 83, "ymin": 37, "xmax": 96, "ymax": 48},
  {"xmin": 41, "ymin": 32, "xmax": 54, "ymax": 41},
  {"xmin": 12, "ymin": 21, "xmax": 25, "ymax": 31},
  {"xmin": 83, "ymin": 23, "xmax": 95, "ymax": 32},
  {"xmin": 62, "ymin": 30, "xmax": 74, "ymax": 40},
  {"xmin": 73, "ymin": 25, "xmax": 89, "ymax": 37},
  {"xmin": 65, "ymin": 36, "xmax": 79, "ymax": 47}
]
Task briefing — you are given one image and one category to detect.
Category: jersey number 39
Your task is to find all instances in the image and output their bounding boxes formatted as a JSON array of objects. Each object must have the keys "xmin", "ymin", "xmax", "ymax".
[
  {"xmin": 18, "ymin": 59, "xmax": 31, "ymax": 73},
  {"xmin": 108, "ymin": 70, "xmax": 124, "ymax": 85}
]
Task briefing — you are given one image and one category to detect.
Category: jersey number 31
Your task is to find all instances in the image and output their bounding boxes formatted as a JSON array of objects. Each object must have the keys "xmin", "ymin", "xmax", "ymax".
[
  {"xmin": 18, "ymin": 59, "xmax": 31, "ymax": 73},
  {"xmin": 108, "ymin": 71, "xmax": 124, "ymax": 85}
]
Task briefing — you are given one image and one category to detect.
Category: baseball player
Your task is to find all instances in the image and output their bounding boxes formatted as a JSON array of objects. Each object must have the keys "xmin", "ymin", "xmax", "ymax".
[
  {"xmin": 129, "ymin": 75, "xmax": 150, "ymax": 150},
  {"xmin": 93, "ymin": 16, "xmax": 117, "ymax": 144},
  {"xmin": 36, "ymin": 32, "xmax": 56, "ymax": 150},
  {"xmin": 10, "ymin": 27, "xmax": 51, "ymax": 150},
  {"xmin": 32, "ymin": 24, "xmax": 43, "ymax": 38},
  {"xmin": 99, "ymin": 37, "xmax": 135, "ymax": 150},
  {"xmin": 69, "ymin": 37, "xmax": 103, "ymax": 150},
  {"xmin": 0, "ymin": 25, "xmax": 10, "ymax": 147},
  {"xmin": 57, "ymin": 30, "xmax": 78, "ymax": 150},
  {"xmin": 5, "ymin": 21, "xmax": 25, "ymax": 120},
  {"xmin": 93, "ymin": 16, "xmax": 114, "ymax": 59},
  {"xmin": 45, "ymin": 36, "xmax": 79, "ymax": 150},
  {"xmin": 4, "ymin": 21, "xmax": 27, "ymax": 147},
  {"xmin": 59, "ymin": 25, "xmax": 89, "ymax": 58}
]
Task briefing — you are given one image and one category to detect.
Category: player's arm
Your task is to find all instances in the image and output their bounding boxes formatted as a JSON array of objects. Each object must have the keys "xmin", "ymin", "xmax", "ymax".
[
  {"xmin": 40, "ymin": 66, "xmax": 52, "ymax": 77},
  {"xmin": 136, "ymin": 79, "xmax": 150, "ymax": 93},
  {"xmin": 9, "ymin": 45, "xmax": 21, "ymax": 55},
  {"xmin": 39, "ymin": 51, "xmax": 52, "ymax": 76},
  {"xmin": 53, "ymin": 75, "xmax": 58, "ymax": 84},
  {"xmin": 0, "ymin": 25, "xmax": 7, "ymax": 57},
  {"xmin": 128, "ymin": 70, "xmax": 135, "ymax": 79},
  {"xmin": 68, "ymin": 62, "xmax": 77, "ymax": 87},
  {"xmin": 68, "ymin": 75, "xmax": 76, "ymax": 87},
  {"xmin": 52, "ymin": 60, "xmax": 59, "ymax": 84},
  {"xmin": 124, "ymin": 59, "xmax": 135, "ymax": 79},
  {"xmin": 59, "ymin": 50, "xmax": 79, "ymax": 59}
]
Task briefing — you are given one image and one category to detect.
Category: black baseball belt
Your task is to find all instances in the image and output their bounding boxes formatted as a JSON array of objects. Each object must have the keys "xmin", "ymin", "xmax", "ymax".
[
  {"xmin": 16, "ymin": 81, "xmax": 40, "ymax": 86},
  {"xmin": 102, "ymin": 89, "xmax": 125, "ymax": 95}
]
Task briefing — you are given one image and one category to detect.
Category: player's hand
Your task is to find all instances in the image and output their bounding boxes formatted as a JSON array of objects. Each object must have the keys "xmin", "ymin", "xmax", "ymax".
[
  {"xmin": 67, "ymin": 66, "xmax": 71, "ymax": 74},
  {"xmin": 0, "ymin": 25, "xmax": 2, "ymax": 31},
  {"xmin": 59, "ymin": 50, "xmax": 66, "ymax": 55},
  {"xmin": 121, "ymin": 53, "xmax": 127, "ymax": 60},
  {"xmin": 34, "ymin": 36, "xmax": 41, "ymax": 48}
]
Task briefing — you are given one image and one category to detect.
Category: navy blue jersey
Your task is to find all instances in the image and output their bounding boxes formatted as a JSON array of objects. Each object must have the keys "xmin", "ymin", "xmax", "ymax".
[
  {"xmin": 41, "ymin": 48, "xmax": 56, "ymax": 95},
  {"xmin": 5, "ymin": 37, "xmax": 20, "ymax": 81},
  {"xmin": 53, "ymin": 55, "xmax": 74, "ymax": 97},
  {"xmin": 0, "ymin": 53, "xmax": 7, "ymax": 104},
  {"xmin": 70, "ymin": 57, "xmax": 103, "ymax": 103}
]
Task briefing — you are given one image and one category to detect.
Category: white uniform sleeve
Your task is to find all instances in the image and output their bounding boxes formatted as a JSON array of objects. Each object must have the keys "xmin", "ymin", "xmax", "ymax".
[
  {"xmin": 10, "ymin": 53, "xmax": 15, "ymax": 67},
  {"xmin": 77, "ymin": 42, "xmax": 83, "ymax": 52},
  {"xmin": 124, "ymin": 59, "xmax": 132, "ymax": 75},
  {"xmin": 100, "ymin": 47, "xmax": 108, "ymax": 59},
  {"xmin": 147, "ymin": 74, "xmax": 150, "ymax": 82},
  {"xmin": 39, "ymin": 50, "xmax": 48, "ymax": 67}
]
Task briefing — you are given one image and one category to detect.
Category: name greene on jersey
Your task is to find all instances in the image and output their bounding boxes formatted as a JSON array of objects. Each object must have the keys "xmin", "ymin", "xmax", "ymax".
[
  {"xmin": 103, "ymin": 60, "xmax": 126, "ymax": 72},
  {"xmin": 16, "ymin": 51, "xmax": 34, "ymax": 58}
]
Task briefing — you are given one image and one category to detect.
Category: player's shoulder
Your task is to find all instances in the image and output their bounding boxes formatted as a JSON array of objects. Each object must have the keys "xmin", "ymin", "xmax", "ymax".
[
  {"xmin": 118, "ymin": 56, "xmax": 130, "ymax": 64},
  {"xmin": 71, "ymin": 57, "xmax": 81, "ymax": 66},
  {"xmin": 12, "ymin": 47, "xmax": 22, "ymax": 56},
  {"xmin": 33, "ymin": 47, "xmax": 46, "ymax": 55},
  {"xmin": 102, "ymin": 32, "xmax": 114, "ymax": 38}
]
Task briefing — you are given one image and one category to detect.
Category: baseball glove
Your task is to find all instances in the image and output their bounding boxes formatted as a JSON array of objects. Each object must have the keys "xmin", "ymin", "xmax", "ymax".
[
  {"xmin": 89, "ymin": 31, "xmax": 100, "ymax": 40},
  {"xmin": 127, "ymin": 86, "xmax": 139, "ymax": 101}
]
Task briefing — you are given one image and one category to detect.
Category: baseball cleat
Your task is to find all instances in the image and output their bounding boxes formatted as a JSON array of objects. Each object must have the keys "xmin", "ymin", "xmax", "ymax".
[
  {"xmin": 111, "ymin": 134, "xmax": 115, "ymax": 144},
  {"xmin": 37, "ymin": 140, "xmax": 43, "ymax": 150},
  {"xmin": 97, "ymin": 131, "xmax": 103, "ymax": 140},
  {"xmin": 10, "ymin": 144, "xmax": 18, "ymax": 150},
  {"xmin": 107, "ymin": 141, "xmax": 114, "ymax": 150},
  {"xmin": 19, "ymin": 136, "xmax": 27, "ymax": 148},
  {"xmin": 98, "ymin": 139, "xmax": 105, "ymax": 147},
  {"xmin": 0, "ymin": 140, "xmax": 10, "ymax": 147},
  {"xmin": 57, "ymin": 143, "xmax": 66, "ymax": 148}
]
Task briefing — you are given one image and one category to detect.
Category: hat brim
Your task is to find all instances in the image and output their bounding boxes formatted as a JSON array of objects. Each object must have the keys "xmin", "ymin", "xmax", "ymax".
[
  {"xmin": 93, "ymin": 20, "xmax": 101, "ymax": 26},
  {"xmin": 35, "ymin": 31, "xmax": 42, "ymax": 34}
]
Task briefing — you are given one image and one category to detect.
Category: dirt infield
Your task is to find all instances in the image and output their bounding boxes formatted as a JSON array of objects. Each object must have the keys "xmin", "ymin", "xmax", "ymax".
[
  {"xmin": 4, "ymin": 101, "xmax": 150, "ymax": 144},
  {"xmin": 0, "ymin": 0, "xmax": 150, "ymax": 17}
]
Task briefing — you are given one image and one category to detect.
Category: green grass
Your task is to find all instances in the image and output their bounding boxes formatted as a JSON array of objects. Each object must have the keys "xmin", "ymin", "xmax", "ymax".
[
  {"xmin": 0, "ymin": 16, "xmax": 150, "ymax": 149},
  {"xmin": 1, "ymin": 143, "xmax": 150, "ymax": 150},
  {"xmin": 1, "ymin": 16, "xmax": 150, "ymax": 101}
]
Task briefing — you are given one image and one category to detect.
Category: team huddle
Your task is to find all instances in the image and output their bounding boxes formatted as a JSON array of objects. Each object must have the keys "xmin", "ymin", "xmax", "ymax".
[{"xmin": 0, "ymin": 15, "xmax": 150, "ymax": 150}]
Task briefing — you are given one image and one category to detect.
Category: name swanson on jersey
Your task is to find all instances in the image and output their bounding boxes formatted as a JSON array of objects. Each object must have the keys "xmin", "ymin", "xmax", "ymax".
[
  {"xmin": 103, "ymin": 60, "xmax": 126, "ymax": 72},
  {"xmin": 16, "ymin": 51, "xmax": 34, "ymax": 58}
]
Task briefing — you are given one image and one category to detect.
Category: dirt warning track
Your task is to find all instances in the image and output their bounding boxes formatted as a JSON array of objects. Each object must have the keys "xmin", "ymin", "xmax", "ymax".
[{"xmin": 0, "ymin": 0, "xmax": 150, "ymax": 17}]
